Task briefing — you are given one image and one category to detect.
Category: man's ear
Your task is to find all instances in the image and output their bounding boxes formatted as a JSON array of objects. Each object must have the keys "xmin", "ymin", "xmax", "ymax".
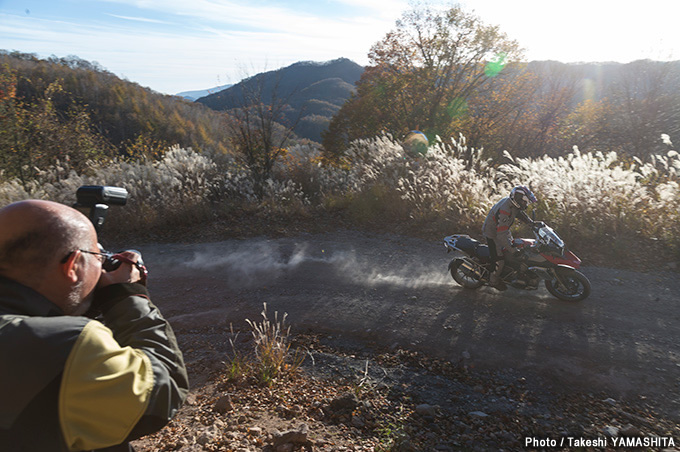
[{"xmin": 61, "ymin": 250, "xmax": 80, "ymax": 283}]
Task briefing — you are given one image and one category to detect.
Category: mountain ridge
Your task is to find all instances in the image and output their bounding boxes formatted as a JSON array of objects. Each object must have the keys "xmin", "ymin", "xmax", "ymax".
[
  {"xmin": 195, "ymin": 58, "xmax": 364, "ymax": 142},
  {"xmin": 176, "ymin": 84, "xmax": 233, "ymax": 101}
]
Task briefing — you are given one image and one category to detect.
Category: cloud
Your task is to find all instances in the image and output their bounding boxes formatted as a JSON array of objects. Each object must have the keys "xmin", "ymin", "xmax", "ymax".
[
  {"xmin": 0, "ymin": 0, "xmax": 399, "ymax": 93},
  {"xmin": 100, "ymin": 0, "xmax": 399, "ymax": 35},
  {"xmin": 107, "ymin": 13, "xmax": 173, "ymax": 25}
]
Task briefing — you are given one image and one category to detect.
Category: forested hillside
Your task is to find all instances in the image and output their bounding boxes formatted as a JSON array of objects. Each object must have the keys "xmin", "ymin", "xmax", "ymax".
[
  {"xmin": 196, "ymin": 58, "xmax": 363, "ymax": 142},
  {"xmin": 0, "ymin": 50, "xmax": 232, "ymax": 181},
  {"xmin": 323, "ymin": 54, "xmax": 680, "ymax": 160}
]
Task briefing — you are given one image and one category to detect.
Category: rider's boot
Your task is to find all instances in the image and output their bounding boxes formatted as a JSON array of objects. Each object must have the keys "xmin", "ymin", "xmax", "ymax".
[{"xmin": 489, "ymin": 260, "xmax": 507, "ymax": 291}]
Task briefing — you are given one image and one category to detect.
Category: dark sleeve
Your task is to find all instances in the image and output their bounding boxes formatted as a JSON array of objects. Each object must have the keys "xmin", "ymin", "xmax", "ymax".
[
  {"xmin": 94, "ymin": 283, "xmax": 189, "ymax": 440},
  {"xmin": 517, "ymin": 209, "xmax": 533, "ymax": 225}
]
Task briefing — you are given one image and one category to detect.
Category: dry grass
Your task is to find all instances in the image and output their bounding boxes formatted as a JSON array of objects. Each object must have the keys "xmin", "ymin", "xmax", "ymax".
[
  {"xmin": 1, "ymin": 135, "xmax": 679, "ymax": 267},
  {"xmin": 227, "ymin": 304, "xmax": 304, "ymax": 387}
]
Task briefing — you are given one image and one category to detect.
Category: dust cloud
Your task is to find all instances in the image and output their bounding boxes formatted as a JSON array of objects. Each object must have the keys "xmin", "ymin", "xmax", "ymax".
[{"xmin": 181, "ymin": 241, "xmax": 451, "ymax": 290}]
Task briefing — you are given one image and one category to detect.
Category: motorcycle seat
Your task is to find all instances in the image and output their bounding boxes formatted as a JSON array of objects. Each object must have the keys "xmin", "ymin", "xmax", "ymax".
[{"xmin": 454, "ymin": 235, "xmax": 491, "ymax": 263}]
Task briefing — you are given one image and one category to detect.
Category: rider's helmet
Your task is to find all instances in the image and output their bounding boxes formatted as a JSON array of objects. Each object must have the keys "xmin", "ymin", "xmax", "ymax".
[{"xmin": 509, "ymin": 185, "xmax": 537, "ymax": 210}]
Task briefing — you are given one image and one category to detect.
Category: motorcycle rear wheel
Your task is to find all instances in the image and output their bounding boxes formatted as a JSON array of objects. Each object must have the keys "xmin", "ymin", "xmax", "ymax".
[
  {"xmin": 450, "ymin": 259, "xmax": 484, "ymax": 289},
  {"xmin": 545, "ymin": 269, "xmax": 591, "ymax": 301}
]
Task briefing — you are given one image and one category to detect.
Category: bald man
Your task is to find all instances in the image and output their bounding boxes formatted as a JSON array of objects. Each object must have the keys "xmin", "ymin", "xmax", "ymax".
[{"xmin": 0, "ymin": 200, "xmax": 188, "ymax": 451}]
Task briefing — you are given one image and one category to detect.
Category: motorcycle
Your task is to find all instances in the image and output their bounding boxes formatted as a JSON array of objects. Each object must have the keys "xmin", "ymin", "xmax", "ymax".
[{"xmin": 443, "ymin": 223, "xmax": 591, "ymax": 301}]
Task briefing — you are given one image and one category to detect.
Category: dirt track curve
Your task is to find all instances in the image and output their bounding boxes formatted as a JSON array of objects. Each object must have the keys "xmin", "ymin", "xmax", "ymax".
[{"xmin": 132, "ymin": 230, "xmax": 680, "ymax": 418}]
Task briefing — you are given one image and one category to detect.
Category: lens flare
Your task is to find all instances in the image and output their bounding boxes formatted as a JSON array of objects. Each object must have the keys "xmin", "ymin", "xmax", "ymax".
[
  {"xmin": 447, "ymin": 97, "xmax": 468, "ymax": 119},
  {"xmin": 485, "ymin": 53, "xmax": 507, "ymax": 78}
]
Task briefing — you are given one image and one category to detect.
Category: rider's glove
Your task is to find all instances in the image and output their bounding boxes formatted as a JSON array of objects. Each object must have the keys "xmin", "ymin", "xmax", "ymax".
[{"xmin": 532, "ymin": 221, "xmax": 545, "ymax": 229}]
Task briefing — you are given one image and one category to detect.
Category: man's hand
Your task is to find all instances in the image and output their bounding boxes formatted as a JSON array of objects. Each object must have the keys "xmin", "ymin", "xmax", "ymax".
[{"xmin": 98, "ymin": 251, "xmax": 142, "ymax": 287}]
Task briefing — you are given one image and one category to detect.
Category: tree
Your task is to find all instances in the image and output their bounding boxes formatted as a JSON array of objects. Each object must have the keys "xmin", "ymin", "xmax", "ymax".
[
  {"xmin": 555, "ymin": 98, "xmax": 615, "ymax": 153},
  {"xmin": 1, "ymin": 51, "xmax": 232, "ymax": 158},
  {"xmin": 323, "ymin": 2, "xmax": 522, "ymax": 156},
  {"xmin": 606, "ymin": 60, "xmax": 680, "ymax": 157},
  {"xmin": 476, "ymin": 61, "xmax": 580, "ymax": 157},
  {"xmin": 226, "ymin": 73, "xmax": 303, "ymax": 198},
  {"xmin": 0, "ymin": 70, "xmax": 113, "ymax": 184}
]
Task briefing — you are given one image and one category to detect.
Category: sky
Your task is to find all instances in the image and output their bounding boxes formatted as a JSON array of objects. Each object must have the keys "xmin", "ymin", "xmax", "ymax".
[{"xmin": 1, "ymin": 0, "xmax": 679, "ymax": 95}]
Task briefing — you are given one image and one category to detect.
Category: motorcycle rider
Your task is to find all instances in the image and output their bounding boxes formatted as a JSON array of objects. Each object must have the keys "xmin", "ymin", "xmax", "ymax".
[{"xmin": 482, "ymin": 185, "xmax": 539, "ymax": 291}]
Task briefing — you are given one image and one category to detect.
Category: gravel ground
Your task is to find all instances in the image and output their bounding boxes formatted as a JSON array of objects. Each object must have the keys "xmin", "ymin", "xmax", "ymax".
[{"xmin": 126, "ymin": 229, "xmax": 680, "ymax": 451}]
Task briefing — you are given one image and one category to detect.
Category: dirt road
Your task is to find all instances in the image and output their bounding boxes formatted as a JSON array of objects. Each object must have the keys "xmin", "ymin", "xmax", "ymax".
[{"xmin": 135, "ymin": 230, "xmax": 680, "ymax": 418}]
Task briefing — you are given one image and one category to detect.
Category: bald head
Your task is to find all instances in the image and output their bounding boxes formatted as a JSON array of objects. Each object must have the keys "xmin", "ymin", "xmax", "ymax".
[{"xmin": 0, "ymin": 200, "xmax": 96, "ymax": 283}]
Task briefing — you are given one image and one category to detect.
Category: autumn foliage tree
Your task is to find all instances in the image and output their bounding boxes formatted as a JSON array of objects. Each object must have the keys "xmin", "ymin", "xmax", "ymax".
[
  {"xmin": 0, "ymin": 51, "xmax": 231, "ymax": 159},
  {"xmin": 605, "ymin": 60, "xmax": 680, "ymax": 156},
  {"xmin": 0, "ymin": 66, "xmax": 113, "ymax": 184},
  {"xmin": 322, "ymin": 3, "xmax": 522, "ymax": 156},
  {"xmin": 226, "ymin": 74, "xmax": 302, "ymax": 199},
  {"xmin": 464, "ymin": 61, "xmax": 581, "ymax": 158}
]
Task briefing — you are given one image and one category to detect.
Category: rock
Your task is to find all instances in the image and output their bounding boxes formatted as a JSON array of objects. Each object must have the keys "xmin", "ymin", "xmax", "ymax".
[
  {"xmin": 469, "ymin": 411, "xmax": 489, "ymax": 418},
  {"xmin": 351, "ymin": 414, "xmax": 366, "ymax": 428},
  {"xmin": 602, "ymin": 397, "xmax": 617, "ymax": 406},
  {"xmin": 603, "ymin": 425, "xmax": 619, "ymax": 437},
  {"xmin": 185, "ymin": 393, "xmax": 197, "ymax": 406},
  {"xmin": 195, "ymin": 435, "xmax": 209, "ymax": 446},
  {"xmin": 247, "ymin": 426, "xmax": 262, "ymax": 436},
  {"xmin": 330, "ymin": 392, "xmax": 359, "ymax": 414},
  {"xmin": 214, "ymin": 394, "xmax": 233, "ymax": 413},
  {"xmin": 462, "ymin": 351, "xmax": 471, "ymax": 360},
  {"xmin": 272, "ymin": 424, "xmax": 312, "ymax": 448},
  {"xmin": 197, "ymin": 424, "xmax": 222, "ymax": 445},
  {"xmin": 416, "ymin": 404, "xmax": 437, "ymax": 417},
  {"xmin": 275, "ymin": 444, "xmax": 294, "ymax": 452},
  {"xmin": 183, "ymin": 446, "xmax": 205, "ymax": 452}
]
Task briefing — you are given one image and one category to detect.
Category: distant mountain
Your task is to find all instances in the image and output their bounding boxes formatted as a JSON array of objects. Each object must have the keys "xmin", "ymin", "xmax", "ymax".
[
  {"xmin": 526, "ymin": 60, "xmax": 680, "ymax": 104},
  {"xmin": 176, "ymin": 84, "xmax": 233, "ymax": 101},
  {"xmin": 196, "ymin": 58, "xmax": 364, "ymax": 142}
]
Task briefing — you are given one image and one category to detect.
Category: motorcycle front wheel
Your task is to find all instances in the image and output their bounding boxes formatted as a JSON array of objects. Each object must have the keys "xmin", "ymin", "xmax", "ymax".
[
  {"xmin": 545, "ymin": 269, "xmax": 591, "ymax": 301},
  {"xmin": 450, "ymin": 259, "xmax": 484, "ymax": 289}
]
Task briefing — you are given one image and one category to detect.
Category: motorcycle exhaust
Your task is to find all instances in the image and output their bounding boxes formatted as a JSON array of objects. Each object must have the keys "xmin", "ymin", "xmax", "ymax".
[{"xmin": 459, "ymin": 259, "xmax": 485, "ymax": 279}]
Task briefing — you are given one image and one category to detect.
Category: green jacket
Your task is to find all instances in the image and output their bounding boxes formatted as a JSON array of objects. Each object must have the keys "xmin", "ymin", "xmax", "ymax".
[{"xmin": 0, "ymin": 276, "xmax": 189, "ymax": 451}]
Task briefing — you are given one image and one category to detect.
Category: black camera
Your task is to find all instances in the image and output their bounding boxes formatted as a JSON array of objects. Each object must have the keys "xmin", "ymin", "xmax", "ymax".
[{"xmin": 74, "ymin": 185, "xmax": 144, "ymax": 273}]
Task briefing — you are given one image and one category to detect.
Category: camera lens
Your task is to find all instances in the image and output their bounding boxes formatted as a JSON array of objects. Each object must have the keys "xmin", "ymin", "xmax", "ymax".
[{"xmin": 103, "ymin": 256, "xmax": 121, "ymax": 272}]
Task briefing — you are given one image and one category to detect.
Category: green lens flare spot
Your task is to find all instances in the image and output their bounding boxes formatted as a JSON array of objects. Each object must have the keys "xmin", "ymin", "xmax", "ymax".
[
  {"xmin": 447, "ymin": 97, "xmax": 468, "ymax": 119},
  {"xmin": 485, "ymin": 53, "xmax": 507, "ymax": 78}
]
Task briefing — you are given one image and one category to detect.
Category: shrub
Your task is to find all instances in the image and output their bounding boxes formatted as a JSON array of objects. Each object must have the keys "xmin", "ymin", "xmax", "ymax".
[
  {"xmin": 226, "ymin": 303, "xmax": 304, "ymax": 387},
  {"xmin": 1, "ymin": 134, "xmax": 678, "ymax": 263}
]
